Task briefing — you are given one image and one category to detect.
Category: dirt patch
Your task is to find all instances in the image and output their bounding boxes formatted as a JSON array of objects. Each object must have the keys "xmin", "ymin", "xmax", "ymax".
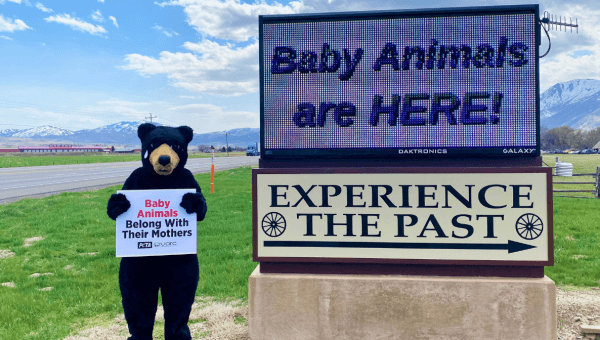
[
  {"xmin": 558, "ymin": 287, "xmax": 600, "ymax": 340},
  {"xmin": 0, "ymin": 249, "xmax": 15, "ymax": 259},
  {"xmin": 30, "ymin": 273, "xmax": 54, "ymax": 278},
  {"xmin": 189, "ymin": 297, "xmax": 248, "ymax": 340},
  {"xmin": 1, "ymin": 282, "xmax": 16, "ymax": 287},
  {"xmin": 63, "ymin": 296, "xmax": 248, "ymax": 340},
  {"xmin": 23, "ymin": 236, "xmax": 44, "ymax": 247}
]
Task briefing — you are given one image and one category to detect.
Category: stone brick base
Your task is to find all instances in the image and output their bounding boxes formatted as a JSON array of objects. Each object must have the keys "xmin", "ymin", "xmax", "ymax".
[{"xmin": 249, "ymin": 265, "xmax": 556, "ymax": 340}]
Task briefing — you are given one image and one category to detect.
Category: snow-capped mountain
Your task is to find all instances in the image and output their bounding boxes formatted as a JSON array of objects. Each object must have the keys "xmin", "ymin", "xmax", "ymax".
[
  {"xmin": 540, "ymin": 79, "xmax": 600, "ymax": 130},
  {"xmin": 0, "ymin": 128, "xmax": 22, "ymax": 136},
  {"xmin": 0, "ymin": 121, "xmax": 259, "ymax": 147},
  {"xmin": 192, "ymin": 128, "xmax": 260, "ymax": 147},
  {"xmin": 11, "ymin": 125, "xmax": 74, "ymax": 138},
  {"xmin": 70, "ymin": 121, "xmax": 164, "ymax": 145},
  {"xmin": 86, "ymin": 121, "xmax": 146, "ymax": 134}
]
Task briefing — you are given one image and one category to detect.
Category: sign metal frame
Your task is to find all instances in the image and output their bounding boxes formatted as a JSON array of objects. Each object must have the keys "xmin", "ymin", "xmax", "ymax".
[{"xmin": 259, "ymin": 5, "xmax": 541, "ymax": 159}]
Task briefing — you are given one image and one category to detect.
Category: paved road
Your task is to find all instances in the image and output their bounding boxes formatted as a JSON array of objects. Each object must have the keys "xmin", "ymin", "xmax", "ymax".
[{"xmin": 0, "ymin": 156, "xmax": 259, "ymax": 204}]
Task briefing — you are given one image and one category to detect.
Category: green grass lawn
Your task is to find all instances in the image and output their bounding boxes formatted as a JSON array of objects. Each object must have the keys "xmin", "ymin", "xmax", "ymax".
[
  {"xmin": 0, "ymin": 152, "xmax": 246, "ymax": 168},
  {"xmin": 0, "ymin": 167, "xmax": 254, "ymax": 340},
  {"xmin": 1, "ymin": 164, "xmax": 600, "ymax": 339},
  {"xmin": 546, "ymin": 197, "xmax": 600, "ymax": 286}
]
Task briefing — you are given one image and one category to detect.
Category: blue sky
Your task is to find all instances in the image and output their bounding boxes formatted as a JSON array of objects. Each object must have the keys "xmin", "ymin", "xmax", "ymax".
[{"xmin": 0, "ymin": 0, "xmax": 597, "ymax": 133}]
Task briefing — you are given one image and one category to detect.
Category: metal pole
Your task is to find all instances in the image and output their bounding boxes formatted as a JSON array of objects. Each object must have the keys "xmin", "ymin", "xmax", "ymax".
[
  {"xmin": 226, "ymin": 132, "xmax": 229, "ymax": 157},
  {"xmin": 211, "ymin": 147, "xmax": 215, "ymax": 194}
]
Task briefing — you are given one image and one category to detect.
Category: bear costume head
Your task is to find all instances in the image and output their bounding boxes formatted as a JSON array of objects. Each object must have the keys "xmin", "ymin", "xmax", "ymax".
[
  {"xmin": 138, "ymin": 123, "xmax": 194, "ymax": 176},
  {"xmin": 107, "ymin": 122, "xmax": 207, "ymax": 220}
]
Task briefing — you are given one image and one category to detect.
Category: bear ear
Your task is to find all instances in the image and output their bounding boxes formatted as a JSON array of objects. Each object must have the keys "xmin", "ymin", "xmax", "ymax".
[
  {"xmin": 177, "ymin": 126, "xmax": 194, "ymax": 144},
  {"xmin": 138, "ymin": 123, "xmax": 157, "ymax": 142}
]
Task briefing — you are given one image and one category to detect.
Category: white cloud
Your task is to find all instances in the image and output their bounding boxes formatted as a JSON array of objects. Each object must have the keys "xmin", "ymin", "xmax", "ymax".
[
  {"xmin": 122, "ymin": 0, "xmax": 411, "ymax": 96},
  {"xmin": 153, "ymin": 0, "xmax": 399, "ymax": 43},
  {"xmin": 153, "ymin": 24, "xmax": 178, "ymax": 37},
  {"xmin": 0, "ymin": 34, "xmax": 13, "ymax": 40},
  {"xmin": 109, "ymin": 16, "xmax": 118, "ymax": 28},
  {"xmin": 156, "ymin": 0, "xmax": 302, "ymax": 42},
  {"xmin": 0, "ymin": 14, "xmax": 30, "ymax": 32},
  {"xmin": 35, "ymin": 2, "xmax": 52, "ymax": 12},
  {"xmin": 88, "ymin": 99, "xmax": 165, "ymax": 120},
  {"xmin": 0, "ymin": 106, "xmax": 106, "ymax": 131},
  {"xmin": 98, "ymin": 0, "xmax": 104, "ymax": 2},
  {"xmin": 167, "ymin": 103, "xmax": 258, "ymax": 133},
  {"xmin": 537, "ymin": 3, "xmax": 600, "ymax": 91},
  {"xmin": 123, "ymin": 39, "xmax": 258, "ymax": 95},
  {"xmin": 126, "ymin": 0, "xmax": 599, "ymax": 97},
  {"xmin": 44, "ymin": 14, "xmax": 106, "ymax": 36},
  {"xmin": 91, "ymin": 10, "xmax": 103, "ymax": 23},
  {"xmin": 0, "ymin": 0, "xmax": 32, "ymax": 5}
]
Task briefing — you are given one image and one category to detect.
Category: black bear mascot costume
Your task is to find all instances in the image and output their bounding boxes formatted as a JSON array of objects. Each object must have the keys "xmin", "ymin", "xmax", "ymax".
[{"xmin": 107, "ymin": 123, "xmax": 207, "ymax": 340}]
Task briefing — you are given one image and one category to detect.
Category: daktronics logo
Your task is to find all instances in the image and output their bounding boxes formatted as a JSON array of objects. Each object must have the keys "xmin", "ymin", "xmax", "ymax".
[
  {"xmin": 138, "ymin": 242, "xmax": 152, "ymax": 249},
  {"xmin": 399, "ymin": 149, "xmax": 447, "ymax": 154},
  {"xmin": 154, "ymin": 242, "xmax": 177, "ymax": 248}
]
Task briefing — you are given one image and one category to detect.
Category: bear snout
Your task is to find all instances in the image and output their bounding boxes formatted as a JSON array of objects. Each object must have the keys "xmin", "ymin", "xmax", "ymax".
[
  {"xmin": 149, "ymin": 143, "xmax": 180, "ymax": 176},
  {"xmin": 159, "ymin": 155, "xmax": 171, "ymax": 166}
]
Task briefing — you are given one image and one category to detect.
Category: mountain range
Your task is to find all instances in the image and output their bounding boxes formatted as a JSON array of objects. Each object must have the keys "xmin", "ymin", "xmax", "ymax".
[
  {"xmin": 540, "ymin": 79, "xmax": 600, "ymax": 130},
  {"xmin": 2, "ymin": 78, "xmax": 600, "ymax": 146},
  {"xmin": 0, "ymin": 122, "xmax": 259, "ymax": 147}
]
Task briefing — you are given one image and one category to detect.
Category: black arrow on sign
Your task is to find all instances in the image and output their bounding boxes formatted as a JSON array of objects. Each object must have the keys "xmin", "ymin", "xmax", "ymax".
[{"xmin": 264, "ymin": 240, "xmax": 536, "ymax": 254}]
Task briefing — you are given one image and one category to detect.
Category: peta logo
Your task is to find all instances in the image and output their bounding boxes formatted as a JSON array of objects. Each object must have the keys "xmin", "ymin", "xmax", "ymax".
[{"xmin": 138, "ymin": 242, "xmax": 152, "ymax": 249}]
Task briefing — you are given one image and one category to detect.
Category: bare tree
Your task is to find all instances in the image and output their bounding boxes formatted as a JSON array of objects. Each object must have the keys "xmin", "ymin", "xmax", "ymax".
[
  {"xmin": 197, "ymin": 144, "xmax": 212, "ymax": 153},
  {"xmin": 542, "ymin": 126, "xmax": 600, "ymax": 150},
  {"xmin": 584, "ymin": 127, "xmax": 600, "ymax": 149}
]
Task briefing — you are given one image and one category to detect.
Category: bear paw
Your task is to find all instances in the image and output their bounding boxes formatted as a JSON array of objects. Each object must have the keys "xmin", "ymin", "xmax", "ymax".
[
  {"xmin": 107, "ymin": 193, "xmax": 131, "ymax": 220},
  {"xmin": 180, "ymin": 192, "xmax": 207, "ymax": 221}
]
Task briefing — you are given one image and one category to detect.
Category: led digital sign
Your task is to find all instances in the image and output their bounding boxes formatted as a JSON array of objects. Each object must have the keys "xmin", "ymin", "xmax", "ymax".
[{"xmin": 260, "ymin": 5, "xmax": 540, "ymax": 158}]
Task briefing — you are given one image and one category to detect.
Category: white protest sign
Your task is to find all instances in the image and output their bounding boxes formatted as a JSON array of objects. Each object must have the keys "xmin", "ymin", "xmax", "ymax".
[{"xmin": 116, "ymin": 189, "xmax": 197, "ymax": 257}]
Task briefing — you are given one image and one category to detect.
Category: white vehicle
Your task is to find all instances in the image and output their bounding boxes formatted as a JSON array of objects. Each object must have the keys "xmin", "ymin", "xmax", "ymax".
[{"xmin": 247, "ymin": 143, "xmax": 260, "ymax": 156}]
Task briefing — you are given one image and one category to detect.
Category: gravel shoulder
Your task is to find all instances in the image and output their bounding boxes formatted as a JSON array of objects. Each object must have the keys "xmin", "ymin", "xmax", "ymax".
[{"xmin": 558, "ymin": 286, "xmax": 600, "ymax": 340}]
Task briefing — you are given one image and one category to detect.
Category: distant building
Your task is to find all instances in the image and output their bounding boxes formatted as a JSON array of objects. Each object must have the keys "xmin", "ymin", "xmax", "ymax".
[
  {"xmin": 113, "ymin": 148, "xmax": 139, "ymax": 154},
  {"xmin": 18, "ymin": 144, "xmax": 105, "ymax": 153},
  {"xmin": 0, "ymin": 148, "xmax": 19, "ymax": 153}
]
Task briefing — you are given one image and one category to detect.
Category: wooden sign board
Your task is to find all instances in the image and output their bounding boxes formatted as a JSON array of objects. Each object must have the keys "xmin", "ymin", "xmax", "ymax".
[{"xmin": 253, "ymin": 167, "xmax": 553, "ymax": 266}]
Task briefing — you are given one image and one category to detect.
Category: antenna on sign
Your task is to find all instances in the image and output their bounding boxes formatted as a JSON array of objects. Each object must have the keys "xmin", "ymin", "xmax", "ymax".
[
  {"xmin": 538, "ymin": 11, "xmax": 580, "ymax": 58},
  {"xmin": 540, "ymin": 11, "xmax": 579, "ymax": 33},
  {"xmin": 145, "ymin": 113, "xmax": 157, "ymax": 123}
]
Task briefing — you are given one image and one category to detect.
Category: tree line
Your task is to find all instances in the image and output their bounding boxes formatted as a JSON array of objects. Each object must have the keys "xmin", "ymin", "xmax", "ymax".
[
  {"xmin": 195, "ymin": 144, "xmax": 245, "ymax": 153},
  {"xmin": 542, "ymin": 126, "xmax": 600, "ymax": 151}
]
